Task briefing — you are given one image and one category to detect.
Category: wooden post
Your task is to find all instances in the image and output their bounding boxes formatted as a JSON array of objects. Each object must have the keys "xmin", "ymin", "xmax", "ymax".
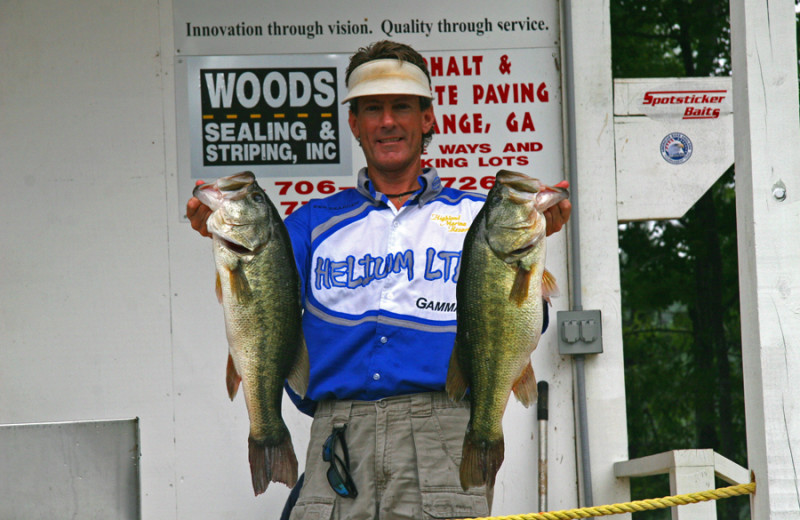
[{"xmin": 729, "ymin": 0, "xmax": 800, "ymax": 517}]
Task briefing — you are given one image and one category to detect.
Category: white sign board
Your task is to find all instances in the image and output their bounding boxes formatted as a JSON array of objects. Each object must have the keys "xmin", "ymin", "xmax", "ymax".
[
  {"xmin": 173, "ymin": 1, "xmax": 564, "ymax": 218},
  {"xmin": 614, "ymin": 77, "xmax": 734, "ymax": 221}
]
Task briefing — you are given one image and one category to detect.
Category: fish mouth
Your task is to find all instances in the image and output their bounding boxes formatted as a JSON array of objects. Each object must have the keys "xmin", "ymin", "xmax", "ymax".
[
  {"xmin": 193, "ymin": 172, "xmax": 257, "ymax": 207},
  {"xmin": 508, "ymin": 242, "xmax": 536, "ymax": 257},
  {"xmin": 496, "ymin": 170, "xmax": 569, "ymax": 210},
  {"xmin": 218, "ymin": 172, "xmax": 256, "ymax": 191},
  {"xmin": 218, "ymin": 235, "xmax": 256, "ymax": 255},
  {"xmin": 496, "ymin": 170, "xmax": 543, "ymax": 194}
]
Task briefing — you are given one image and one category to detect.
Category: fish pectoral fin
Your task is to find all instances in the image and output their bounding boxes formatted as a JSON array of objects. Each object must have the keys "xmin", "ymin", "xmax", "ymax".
[
  {"xmin": 227, "ymin": 265, "xmax": 252, "ymax": 303},
  {"xmin": 541, "ymin": 269, "xmax": 560, "ymax": 304},
  {"xmin": 286, "ymin": 335, "xmax": 310, "ymax": 399},
  {"xmin": 226, "ymin": 353, "xmax": 241, "ymax": 401},
  {"xmin": 512, "ymin": 360, "xmax": 538, "ymax": 408},
  {"xmin": 509, "ymin": 267, "xmax": 532, "ymax": 306},
  {"xmin": 445, "ymin": 346, "xmax": 469, "ymax": 401}
]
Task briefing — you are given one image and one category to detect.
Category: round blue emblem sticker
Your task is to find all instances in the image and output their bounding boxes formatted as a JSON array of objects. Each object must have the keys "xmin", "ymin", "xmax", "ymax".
[{"xmin": 660, "ymin": 132, "xmax": 693, "ymax": 164}]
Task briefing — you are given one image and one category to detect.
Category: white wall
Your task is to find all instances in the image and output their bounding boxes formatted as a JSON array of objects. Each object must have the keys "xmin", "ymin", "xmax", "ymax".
[
  {"xmin": 0, "ymin": 0, "xmax": 180, "ymax": 516},
  {"xmin": 0, "ymin": 1, "xmax": 589, "ymax": 517}
]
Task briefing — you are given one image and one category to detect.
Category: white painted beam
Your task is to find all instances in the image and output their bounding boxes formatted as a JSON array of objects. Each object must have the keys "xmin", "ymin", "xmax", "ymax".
[
  {"xmin": 615, "ymin": 450, "xmax": 752, "ymax": 520},
  {"xmin": 563, "ymin": 0, "xmax": 631, "ymax": 512},
  {"xmin": 729, "ymin": 0, "xmax": 800, "ymax": 517}
]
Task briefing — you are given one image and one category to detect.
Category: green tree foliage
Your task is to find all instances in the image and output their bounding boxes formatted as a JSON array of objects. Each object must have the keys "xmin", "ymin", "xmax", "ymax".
[{"xmin": 609, "ymin": 1, "xmax": 771, "ymax": 517}]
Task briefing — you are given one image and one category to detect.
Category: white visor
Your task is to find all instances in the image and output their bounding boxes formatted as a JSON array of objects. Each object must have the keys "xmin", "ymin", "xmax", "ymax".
[{"xmin": 342, "ymin": 59, "xmax": 432, "ymax": 104}]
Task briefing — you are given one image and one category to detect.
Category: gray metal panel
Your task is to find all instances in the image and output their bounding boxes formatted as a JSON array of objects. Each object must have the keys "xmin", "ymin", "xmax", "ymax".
[{"xmin": 0, "ymin": 419, "xmax": 140, "ymax": 520}]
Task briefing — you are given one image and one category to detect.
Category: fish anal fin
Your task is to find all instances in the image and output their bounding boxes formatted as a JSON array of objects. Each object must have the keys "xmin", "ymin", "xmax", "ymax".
[
  {"xmin": 512, "ymin": 360, "xmax": 538, "ymax": 408},
  {"xmin": 509, "ymin": 267, "xmax": 532, "ymax": 306},
  {"xmin": 215, "ymin": 272, "xmax": 223, "ymax": 303},
  {"xmin": 445, "ymin": 347, "xmax": 469, "ymax": 402},
  {"xmin": 459, "ymin": 430, "xmax": 505, "ymax": 491},
  {"xmin": 226, "ymin": 353, "xmax": 241, "ymax": 401},
  {"xmin": 541, "ymin": 269, "xmax": 560, "ymax": 304},
  {"xmin": 286, "ymin": 335, "xmax": 310, "ymax": 399}
]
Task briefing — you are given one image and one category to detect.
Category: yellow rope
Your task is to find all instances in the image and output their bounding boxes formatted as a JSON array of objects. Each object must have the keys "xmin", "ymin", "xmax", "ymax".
[{"xmin": 461, "ymin": 481, "xmax": 756, "ymax": 520}]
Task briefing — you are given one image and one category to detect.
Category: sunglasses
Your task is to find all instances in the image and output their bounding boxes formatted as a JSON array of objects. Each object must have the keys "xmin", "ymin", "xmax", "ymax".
[{"xmin": 322, "ymin": 425, "xmax": 358, "ymax": 498}]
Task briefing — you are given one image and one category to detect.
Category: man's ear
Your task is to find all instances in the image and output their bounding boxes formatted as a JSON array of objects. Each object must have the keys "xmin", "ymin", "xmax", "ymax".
[
  {"xmin": 421, "ymin": 105, "xmax": 435, "ymax": 134},
  {"xmin": 348, "ymin": 110, "xmax": 359, "ymax": 141}
]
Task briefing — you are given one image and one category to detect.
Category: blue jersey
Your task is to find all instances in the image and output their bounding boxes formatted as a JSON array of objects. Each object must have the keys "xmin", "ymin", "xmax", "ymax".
[{"xmin": 284, "ymin": 167, "xmax": 547, "ymax": 415}]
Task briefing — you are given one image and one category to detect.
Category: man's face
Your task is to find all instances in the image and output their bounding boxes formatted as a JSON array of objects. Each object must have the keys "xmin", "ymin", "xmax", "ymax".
[{"xmin": 348, "ymin": 94, "xmax": 434, "ymax": 177}]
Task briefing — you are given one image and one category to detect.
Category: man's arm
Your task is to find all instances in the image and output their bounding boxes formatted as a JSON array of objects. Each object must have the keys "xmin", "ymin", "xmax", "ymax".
[{"xmin": 186, "ymin": 180, "xmax": 573, "ymax": 238}]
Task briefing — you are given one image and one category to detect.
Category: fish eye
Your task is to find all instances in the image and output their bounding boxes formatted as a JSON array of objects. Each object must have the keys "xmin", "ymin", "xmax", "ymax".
[{"xmin": 252, "ymin": 193, "xmax": 265, "ymax": 203}]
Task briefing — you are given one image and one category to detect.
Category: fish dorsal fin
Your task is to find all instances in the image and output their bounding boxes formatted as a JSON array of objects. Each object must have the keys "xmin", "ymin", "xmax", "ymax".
[
  {"xmin": 541, "ymin": 269, "xmax": 559, "ymax": 304},
  {"xmin": 509, "ymin": 267, "xmax": 532, "ymax": 306},
  {"xmin": 512, "ymin": 359, "xmax": 538, "ymax": 407},
  {"xmin": 286, "ymin": 335, "xmax": 310, "ymax": 399}
]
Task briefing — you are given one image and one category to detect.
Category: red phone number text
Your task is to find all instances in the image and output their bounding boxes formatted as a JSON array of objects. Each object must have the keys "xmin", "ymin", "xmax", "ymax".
[{"xmin": 274, "ymin": 176, "xmax": 495, "ymax": 215}]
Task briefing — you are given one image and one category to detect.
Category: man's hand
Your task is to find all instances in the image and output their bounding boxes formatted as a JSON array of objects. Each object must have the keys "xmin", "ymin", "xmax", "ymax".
[
  {"xmin": 186, "ymin": 194, "xmax": 213, "ymax": 238},
  {"xmin": 544, "ymin": 180, "xmax": 572, "ymax": 237}
]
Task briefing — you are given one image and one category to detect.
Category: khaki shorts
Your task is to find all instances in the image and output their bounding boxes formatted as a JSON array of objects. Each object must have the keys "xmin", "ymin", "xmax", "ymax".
[{"xmin": 288, "ymin": 392, "xmax": 490, "ymax": 520}]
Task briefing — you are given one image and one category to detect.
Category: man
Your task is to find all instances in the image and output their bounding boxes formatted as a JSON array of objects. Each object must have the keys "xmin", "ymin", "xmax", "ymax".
[{"xmin": 188, "ymin": 40, "xmax": 571, "ymax": 519}]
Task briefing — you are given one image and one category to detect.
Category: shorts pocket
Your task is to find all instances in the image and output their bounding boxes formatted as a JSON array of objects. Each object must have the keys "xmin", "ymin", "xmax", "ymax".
[
  {"xmin": 421, "ymin": 490, "xmax": 489, "ymax": 519},
  {"xmin": 410, "ymin": 405, "xmax": 468, "ymax": 468},
  {"xmin": 288, "ymin": 497, "xmax": 335, "ymax": 520},
  {"xmin": 410, "ymin": 406, "xmax": 489, "ymax": 519}
]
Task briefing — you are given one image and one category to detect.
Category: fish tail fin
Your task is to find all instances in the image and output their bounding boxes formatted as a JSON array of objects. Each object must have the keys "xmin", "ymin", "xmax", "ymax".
[
  {"xmin": 509, "ymin": 267, "xmax": 532, "ymax": 306},
  {"xmin": 445, "ymin": 346, "xmax": 468, "ymax": 401},
  {"xmin": 248, "ymin": 437, "xmax": 270, "ymax": 495},
  {"xmin": 512, "ymin": 360, "xmax": 538, "ymax": 407},
  {"xmin": 226, "ymin": 353, "xmax": 241, "ymax": 401},
  {"xmin": 459, "ymin": 430, "xmax": 505, "ymax": 491},
  {"xmin": 248, "ymin": 435, "xmax": 298, "ymax": 496},
  {"xmin": 287, "ymin": 335, "xmax": 310, "ymax": 398},
  {"xmin": 541, "ymin": 269, "xmax": 559, "ymax": 305}
]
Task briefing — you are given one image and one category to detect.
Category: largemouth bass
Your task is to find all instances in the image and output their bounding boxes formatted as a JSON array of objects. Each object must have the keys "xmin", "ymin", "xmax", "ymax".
[
  {"xmin": 446, "ymin": 170, "xmax": 568, "ymax": 490},
  {"xmin": 193, "ymin": 171, "xmax": 308, "ymax": 496}
]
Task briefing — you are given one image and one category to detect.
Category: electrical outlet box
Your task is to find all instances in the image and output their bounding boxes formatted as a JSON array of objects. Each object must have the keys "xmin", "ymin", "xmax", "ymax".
[{"xmin": 557, "ymin": 310, "xmax": 603, "ymax": 355}]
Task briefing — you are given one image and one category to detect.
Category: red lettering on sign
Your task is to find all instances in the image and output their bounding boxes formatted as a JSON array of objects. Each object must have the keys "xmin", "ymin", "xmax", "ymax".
[
  {"xmin": 426, "ymin": 55, "xmax": 484, "ymax": 76},
  {"xmin": 438, "ymin": 143, "xmax": 492, "ymax": 154},
  {"xmin": 473, "ymin": 83, "xmax": 548, "ymax": 104},
  {"xmin": 433, "ymin": 84, "xmax": 459, "ymax": 105},
  {"xmin": 478, "ymin": 155, "xmax": 529, "ymax": 167},
  {"xmin": 434, "ymin": 113, "xmax": 489, "ymax": 134},
  {"xmin": 683, "ymin": 106, "xmax": 721, "ymax": 119},
  {"xmin": 506, "ymin": 112, "xmax": 536, "ymax": 132},
  {"xmin": 502, "ymin": 142, "xmax": 543, "ymax": 153}
]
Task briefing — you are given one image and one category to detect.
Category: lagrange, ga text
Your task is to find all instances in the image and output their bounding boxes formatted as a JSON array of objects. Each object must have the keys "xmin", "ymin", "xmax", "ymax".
[{"xmin": 314, "ymin": 248, "xmax": 462, "ymax": 290}]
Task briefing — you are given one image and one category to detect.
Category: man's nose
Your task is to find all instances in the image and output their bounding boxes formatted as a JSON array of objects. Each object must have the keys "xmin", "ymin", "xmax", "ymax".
[{"xmin": 380, "ymin": 107, "xmax": 396, "ymax": 126}]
